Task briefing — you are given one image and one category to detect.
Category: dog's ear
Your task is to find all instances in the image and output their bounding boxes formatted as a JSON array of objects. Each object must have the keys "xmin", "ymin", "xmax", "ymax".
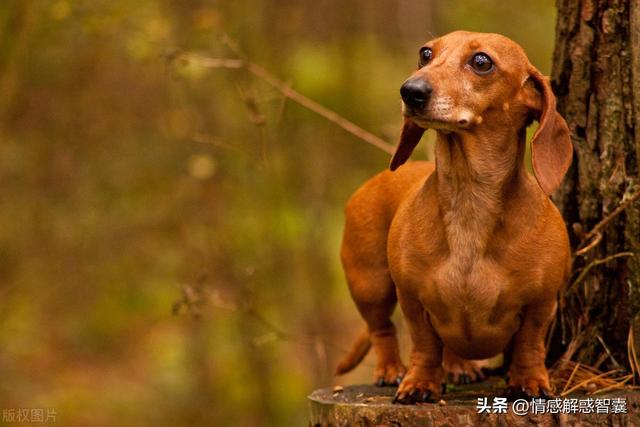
[
  {"xmin": 524, "ymin": 66, "xmax": 573, "ymax": 195},
  {"xmin": 389, "ymin": 118, "xmax": 425, "ymax": 171}
]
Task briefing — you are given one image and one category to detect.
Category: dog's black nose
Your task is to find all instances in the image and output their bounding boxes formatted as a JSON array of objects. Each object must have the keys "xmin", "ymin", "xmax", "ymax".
[{"xmin": 400, "ymin": 79, "xmax": 433, "ymax": 108}]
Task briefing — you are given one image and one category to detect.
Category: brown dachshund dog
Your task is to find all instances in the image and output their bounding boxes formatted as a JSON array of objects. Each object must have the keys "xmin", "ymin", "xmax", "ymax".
[{"xmin": 336, "ymin": 31, "xmax": 573, "ymax": 404}]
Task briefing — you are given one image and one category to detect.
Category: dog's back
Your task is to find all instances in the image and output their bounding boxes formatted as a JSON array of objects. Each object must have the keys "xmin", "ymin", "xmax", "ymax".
[{"xmin": 341, "ymin": 161, "xmax": 434, "ymax": 275}]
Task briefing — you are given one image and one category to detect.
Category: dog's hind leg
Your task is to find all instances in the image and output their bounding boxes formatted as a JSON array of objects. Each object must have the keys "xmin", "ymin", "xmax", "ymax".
[
  {"xmin": 341, "ymin": 262, "xmax": 406, "ymax": 385},
  {"xmin": 336, "ymin": 199, "xmax": 406, "ymax": 385},
  {"xmin": 442, "ymin": 347, "xmax": 487, "ymax": 385}
]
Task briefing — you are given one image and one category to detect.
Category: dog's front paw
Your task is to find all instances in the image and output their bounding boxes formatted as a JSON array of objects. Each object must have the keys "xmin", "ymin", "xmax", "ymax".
[
  {"xmin": 504, "ymin": 365, "xmax": 553, "ymax": 400},
  {"xmin": 392, "ymin": 366, "xmax": 442, "ymax": 404}
]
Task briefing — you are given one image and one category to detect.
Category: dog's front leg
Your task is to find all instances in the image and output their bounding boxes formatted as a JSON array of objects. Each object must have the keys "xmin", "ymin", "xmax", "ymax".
[
  {"xmin": 505, "ymin": 299, "xmax": 556, "ymax": 398},
  {"xmin": 393, "ymin": 289, "xmax": 443, "ymax": 404}
]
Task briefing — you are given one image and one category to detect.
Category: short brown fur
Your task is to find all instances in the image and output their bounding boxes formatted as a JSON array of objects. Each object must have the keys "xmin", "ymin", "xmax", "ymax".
[{"xmin": 337, "ymin": 31, "xmax": 573, "ymax": 403}]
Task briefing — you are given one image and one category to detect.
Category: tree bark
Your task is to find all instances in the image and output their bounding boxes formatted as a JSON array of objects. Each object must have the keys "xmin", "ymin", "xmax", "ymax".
[{"xmin": 550, "ymin": 0, "xmax": 640, "ymax": 367}]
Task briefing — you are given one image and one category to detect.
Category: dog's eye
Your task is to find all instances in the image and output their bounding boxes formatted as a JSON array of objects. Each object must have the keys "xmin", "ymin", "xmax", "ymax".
[
  {"xmin": 418, "ymin": 47, "xmax": 433, "ymax": 67},
  {"xmin": 470, "ymin": 52, "xmax": 494, "ymax": 74}
]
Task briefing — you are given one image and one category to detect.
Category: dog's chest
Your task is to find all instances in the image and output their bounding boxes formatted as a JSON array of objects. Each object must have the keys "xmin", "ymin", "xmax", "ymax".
[
  {"xmin": 430, "ymin": 256, "xmax": 506, "ymax": 315},
  {"xmin": 426, "ymin": 256, "xmax": 519, "ymax": 355}
]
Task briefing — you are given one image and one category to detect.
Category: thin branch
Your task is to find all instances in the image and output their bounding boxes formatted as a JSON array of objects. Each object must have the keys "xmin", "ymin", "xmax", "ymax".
[
  {"xmin": 561, "ymin": 362, "xmax": 580, "ymax": 394},
  {"xmin": 192, "ymin": 132, "xmax": 252, "ymax": 155},
  {"xmin": 596, "ymin": 335, "xmax": 621, "ymax": 369},
  {"xmin": 576, "ymin": 189, "xmax": 640, "ymax": 255},
  {"xmin": 568, "ymin": 252, "xmax": 635, "ymax": 291},
  {"xmin": 587, "ymin": 189, "xmax": 640, "ymax": 238},
  {"xmin": 184, "ymin": 57, "xmax": 243, "ymax": 69},
  {"xmin": 234, "ymin": 83, "xmax": 270, "ymax": 164},
  {"xmin": 575, "ymin": 232, "xmax": 602, "ymax": 256},
  {"xmin": 197, "ymin": 287, "xmax": 363, "ymax": 357},
  {"xmin": 246, "ymin": 62, "xmax": 396, "ymax": 154},
  {"xmin": 177, "ymin": 53, "xmax": 396, "ymax": 155},
  {"xmin": 629, "ymin": 326, "xmax": 639, "ymax": 384},
  {"xmin": 560, "ymin": 369, "xmax": 619, "ymax": 396},
  {"xmin": 590, "ymin": 375, "xmax": 634, "ymax": 394}
]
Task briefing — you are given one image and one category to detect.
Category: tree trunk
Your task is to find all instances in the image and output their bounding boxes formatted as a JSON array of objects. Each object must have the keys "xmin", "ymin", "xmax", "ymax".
[{"xmin": 550, "ymin": 0, "xmax": 640, "ymax": 368}]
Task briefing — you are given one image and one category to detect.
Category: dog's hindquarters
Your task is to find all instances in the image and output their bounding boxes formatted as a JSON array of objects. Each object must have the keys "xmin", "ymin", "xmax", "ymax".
[{"xmin": 337, "ymin": 162, "xmax": 434, "ymax": 384}]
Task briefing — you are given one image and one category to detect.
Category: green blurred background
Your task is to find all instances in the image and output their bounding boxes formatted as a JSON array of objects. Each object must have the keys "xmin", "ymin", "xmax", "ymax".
[{"xmin": 0, "ymin": 1, "xmax": 555, "ymax": 425}]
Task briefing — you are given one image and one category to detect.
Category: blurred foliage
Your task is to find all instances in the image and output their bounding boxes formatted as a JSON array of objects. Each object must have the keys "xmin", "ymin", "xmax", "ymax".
[{"xmin": 0, "ymin": 0, "xmax": 555, "ymax": 425}]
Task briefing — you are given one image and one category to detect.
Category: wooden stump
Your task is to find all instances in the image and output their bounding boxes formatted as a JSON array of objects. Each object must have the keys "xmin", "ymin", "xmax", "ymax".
[{"xmin": 308, "ymin": 382, "xmax": 640, "ymax": 426}]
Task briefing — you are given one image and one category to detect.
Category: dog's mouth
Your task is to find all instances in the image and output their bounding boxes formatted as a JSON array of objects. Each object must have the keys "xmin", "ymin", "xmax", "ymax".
[{"xmin": 403, "ymin": 103, "xmax": 476, "ymax": 131}]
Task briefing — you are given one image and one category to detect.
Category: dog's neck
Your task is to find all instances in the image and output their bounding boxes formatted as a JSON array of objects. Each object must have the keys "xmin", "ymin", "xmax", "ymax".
[{"xmin": 433, "ymin": 125, "xmax": 528, "ymax": 263}]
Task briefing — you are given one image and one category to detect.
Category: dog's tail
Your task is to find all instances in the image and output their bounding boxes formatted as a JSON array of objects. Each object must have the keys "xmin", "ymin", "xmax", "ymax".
[{"xmin": 335, "ymin": 328, "xmax": 371, "ymax": 375}]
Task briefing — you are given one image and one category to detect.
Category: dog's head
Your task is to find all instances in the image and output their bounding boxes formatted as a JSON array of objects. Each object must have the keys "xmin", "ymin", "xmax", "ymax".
[{"xmin": 390, "ymin": 31, "xmax": 572, "ymax": 195}]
